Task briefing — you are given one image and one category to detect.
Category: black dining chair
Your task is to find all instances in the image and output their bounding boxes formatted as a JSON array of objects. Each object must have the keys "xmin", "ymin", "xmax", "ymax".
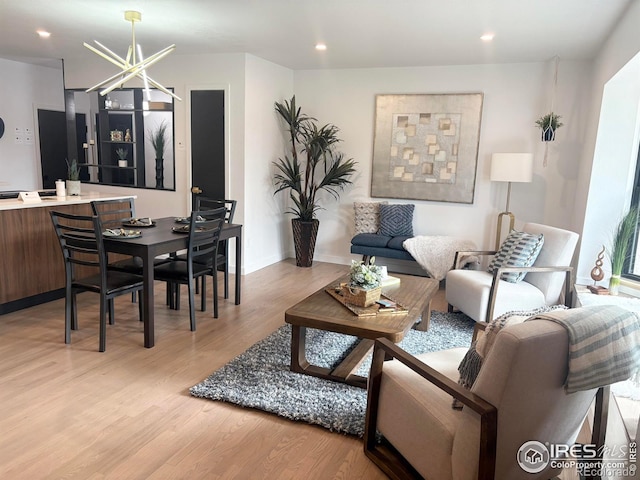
[
  {"xmin": 92, "ymin": 198, "xmax": 171, "ymax": 303},
  {"xmin": 194, "ymin": 197, "xmax": 237, "ymax": 299},
  {"xmin": 154, "ymin": 208, "xmax": 226, "ymax": 331},
  {"xmin": 50, "ymin": 210, "xmax": 144, "ymax": 352},
  {"xmin": 91, "ymin": 198, "xmax": 144, "ymax": 275}
]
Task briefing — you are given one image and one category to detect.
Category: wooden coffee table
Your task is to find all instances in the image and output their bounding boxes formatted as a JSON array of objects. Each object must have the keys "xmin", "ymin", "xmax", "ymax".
[{"xmin": 284, "ymin": 273, "xmax": 439, "ymax": 388}]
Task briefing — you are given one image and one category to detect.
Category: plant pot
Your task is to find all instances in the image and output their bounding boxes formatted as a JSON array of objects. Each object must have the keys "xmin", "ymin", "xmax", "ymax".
[
  {"xmin": 155, "ymin": 158, "xmax": 164, "ymax": 189},
  {"xmin": 609, "ymin": 274, "xmax": 621, "ymax": 296},
  {"xmin": 541, "ymin": 126, "xmax": 556, "ymax": 142},
  {"xmin": 343, "ymin": 285, "xmax": 382, "ymax": 307},
  {"xmin": 66, "ymin": 180, "xmax": 81, "ymax": 196},
  {"xmin": 292, "ymin": 218, "xmax": 319, "ymax": 267},
  {"xmin": 118, "ymin": 160, "xmax": 128, "ymax": 167}
]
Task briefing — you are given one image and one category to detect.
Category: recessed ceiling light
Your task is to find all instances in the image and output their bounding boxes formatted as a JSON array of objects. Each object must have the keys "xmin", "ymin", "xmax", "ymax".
[
  {"xmin": 315, "ymin": 43, "xmax": 327, "ymax": 51},
  {"xmin": 37, "ymin": 30, "xmax": 51, "ymax": 38},
  {"xmin": 480, "ymin": 33, "xmax": 495, "ymax": 42}
]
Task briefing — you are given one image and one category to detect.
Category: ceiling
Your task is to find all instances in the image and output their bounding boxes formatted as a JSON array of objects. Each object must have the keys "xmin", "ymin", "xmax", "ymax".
[{"xmin": 0, "ymin": 0, "xmax": 633, "ymax": 70}]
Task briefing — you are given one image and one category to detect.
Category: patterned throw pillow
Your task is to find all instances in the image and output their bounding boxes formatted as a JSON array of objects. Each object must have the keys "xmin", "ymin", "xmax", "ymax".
[
  {"xmin": 354, "ymin": 202, "xmax": 387, "ymax": 234},
  {"xmin": 487, "ymin": 230, "xmax": 544, "ymax": 283},
  {"xmin": 378, "ymin": 204, "xmax": 414, "ymax": 237}
]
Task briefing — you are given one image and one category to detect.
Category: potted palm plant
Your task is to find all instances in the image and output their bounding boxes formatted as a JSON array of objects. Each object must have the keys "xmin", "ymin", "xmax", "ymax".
[
  {"xmin": 273, "ymin": 96, "xmax": 357, "ymax": 267},
  {"xmin": 149, "ymin": 121, "xmax": 169, "ymax": 188},
  {"xmin": 535, "ymin": 112, "xmax": 563, "ymax": 142},
  {"xmin": 65, "ymin": 158, "xmax": 81, "ymax": 196},
  {"xmin": 608, "ymin": 206, "xmax": 639, "ymax": 295}
]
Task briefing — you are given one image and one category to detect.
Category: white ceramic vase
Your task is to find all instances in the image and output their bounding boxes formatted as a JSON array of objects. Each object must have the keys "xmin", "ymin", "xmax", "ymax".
[{"xmin": 66, "ymin": 180, "xmax": 81, "ymax": 196}]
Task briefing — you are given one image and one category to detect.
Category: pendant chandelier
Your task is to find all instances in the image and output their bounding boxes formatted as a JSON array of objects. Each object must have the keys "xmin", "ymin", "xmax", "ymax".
[{"xmin": 84, "ymin": 10, "xmax": 181, "ymax": 101}]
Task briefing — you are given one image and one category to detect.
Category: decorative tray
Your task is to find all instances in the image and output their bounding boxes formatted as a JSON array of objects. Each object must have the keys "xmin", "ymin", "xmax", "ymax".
[
  {"xmin": 325, "ymin": 285, "xmax": 408, "ymax": 317},
  {"xmin": 122, "ymin": 218, "xmax": 155, "ymax": 228}
]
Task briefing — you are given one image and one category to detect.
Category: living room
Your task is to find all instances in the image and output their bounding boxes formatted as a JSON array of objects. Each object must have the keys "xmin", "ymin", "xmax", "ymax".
[{"xmin": 1, "ymin": 1, "xmax": 639, "ymax": 479}]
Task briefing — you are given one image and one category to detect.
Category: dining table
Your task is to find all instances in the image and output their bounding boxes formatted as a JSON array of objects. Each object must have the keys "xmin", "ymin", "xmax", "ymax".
[{"xmin": 102, "ymin": 216, "xmax": 242, "ymax": 348}]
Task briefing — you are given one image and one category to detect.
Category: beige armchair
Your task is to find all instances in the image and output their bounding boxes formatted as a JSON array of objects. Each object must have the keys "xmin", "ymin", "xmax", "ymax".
[
  {"xmin": 445, "ymin": 223, "xmax": 579, "ymax": 323},
  {"xmin": 364, "ymin": 318, "xmax": 608, "ymax": 480}
]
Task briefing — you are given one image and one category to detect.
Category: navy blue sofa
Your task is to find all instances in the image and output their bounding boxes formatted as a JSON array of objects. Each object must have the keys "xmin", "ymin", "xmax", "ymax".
[{"xmin": 350, "ymin": 233, "xmax": 415, "ymax": 262}]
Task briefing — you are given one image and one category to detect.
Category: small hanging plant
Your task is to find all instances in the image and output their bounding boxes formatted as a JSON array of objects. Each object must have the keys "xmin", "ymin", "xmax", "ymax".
[{"xmin": 535, "ymin": 112, "xmax": 563, "ymax": 142}]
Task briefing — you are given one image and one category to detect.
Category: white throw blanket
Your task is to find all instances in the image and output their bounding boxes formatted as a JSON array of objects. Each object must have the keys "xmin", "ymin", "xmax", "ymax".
[{"xmin": 403, "ymin": 236, "xmax": 477, "ymax": 281}]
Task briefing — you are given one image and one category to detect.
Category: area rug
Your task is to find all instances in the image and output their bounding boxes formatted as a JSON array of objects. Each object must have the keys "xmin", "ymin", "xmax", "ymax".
[{"xmin": 190, "ymin": 311, "xmax": 474, "ymax": 437}]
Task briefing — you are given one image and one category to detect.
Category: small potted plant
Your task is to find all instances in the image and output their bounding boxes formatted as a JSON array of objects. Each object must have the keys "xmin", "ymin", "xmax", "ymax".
[
  {"xmin": 116, "ymin": 148, "xmax": 128, "ymax": 167},
  {"xmin": 608, "ymin": 206, "xmax": 639, "ymax": 295},
  {"xmin": 343, "ymin": 257, "xmax": 384, "ymax": 307},
  {"xmin": 65, "ymin": 158, "xmax": 81, "ymax": 196},
  {"xmin": 535, "ymin": 112, "xmax": 563, "ymax": 142}
]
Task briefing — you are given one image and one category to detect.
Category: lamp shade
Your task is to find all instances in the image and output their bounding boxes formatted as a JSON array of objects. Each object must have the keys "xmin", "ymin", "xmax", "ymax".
[{"xmin": 490, "ymin": 153, "xmax": 533, "ymax": 183}]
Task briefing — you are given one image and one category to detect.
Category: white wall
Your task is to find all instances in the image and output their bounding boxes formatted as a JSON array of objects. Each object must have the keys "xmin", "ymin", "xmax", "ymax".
[
  {"xmin": 293, "ymin": 61, "xmax": 591, "ymax": 266},
  {"xmin": 0, "ymin": 58, "xmax": 64, "ymax": 190},
  {"xmin": 243, "ymin": 55, "xmax": 294, "ymax": 273},
  {"xmin": 575, "ymin": 0, "xmax": 640, "ymax": 285}
]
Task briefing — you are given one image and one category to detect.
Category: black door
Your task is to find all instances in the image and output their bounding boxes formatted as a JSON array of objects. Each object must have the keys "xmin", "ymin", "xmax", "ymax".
[
  {"xmin": 38, "ymin": 109, "xmax": 67, "ymax": 189},
  {"xmin": 190, "ymin": 90, "xmax": 225, "ymax": 205}
]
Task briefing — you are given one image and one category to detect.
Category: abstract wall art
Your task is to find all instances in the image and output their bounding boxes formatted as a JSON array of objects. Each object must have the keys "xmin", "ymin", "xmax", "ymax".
[{"xmin": 371, "ymin": 93, "xmax": 484, "ymax": 203}]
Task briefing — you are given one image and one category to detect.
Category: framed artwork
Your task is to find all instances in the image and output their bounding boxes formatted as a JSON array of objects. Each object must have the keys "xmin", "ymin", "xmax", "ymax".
[{"xmin": 371, "ymin": 93, "xmax": 483, "ymax": 203}]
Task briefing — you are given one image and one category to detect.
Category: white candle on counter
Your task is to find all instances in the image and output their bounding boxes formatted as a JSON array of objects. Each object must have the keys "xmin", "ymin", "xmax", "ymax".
[{"xmin": 55, "ymin": 179, "xmax": 66, "ymax": 198}]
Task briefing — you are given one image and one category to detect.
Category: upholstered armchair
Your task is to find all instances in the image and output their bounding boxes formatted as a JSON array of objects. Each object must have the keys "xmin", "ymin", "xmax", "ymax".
[
  {"xmin": 364, "ymin": 317, "xmax": 609, "ymax": 480},
  {"xmin": 445, "ymin": 223, "xmax": 579, "ymax": 323}
]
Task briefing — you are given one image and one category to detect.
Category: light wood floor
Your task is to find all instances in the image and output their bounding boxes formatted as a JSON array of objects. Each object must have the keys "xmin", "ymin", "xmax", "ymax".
[
  {"xmin": 0, "ymin": 260, "xmax": 580, "ymax": 479},
  {"xmin": 0, "ymin": 261, "xmax": 416, "ymax": 479}
]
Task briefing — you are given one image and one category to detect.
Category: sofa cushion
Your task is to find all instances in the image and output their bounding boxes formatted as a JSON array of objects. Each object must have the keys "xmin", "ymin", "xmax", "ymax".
[
  {"xmin": 445, "ymin": 269, "xmax": 547, "ymax": 323},
  {"xmin": 387, "ymin": 235, "xmax": 413, "ymax": 250},
  {"xmin": 379, "ymin": 204, "xmax": 414, "ymax": 236},
  {"xmin": 354, "ymin": 201, "xmax": 388, "ymax": 234},
  {"xmin": 350, "ymin": 243, "xmax": 415, "ymax": 261},
  {"xmin": 351, "ymin": 233, "xmax": 391, "ymax": 248},
  {"xmin": 487, "ymin": 230, "xmax": 544, "ymax": 283}
]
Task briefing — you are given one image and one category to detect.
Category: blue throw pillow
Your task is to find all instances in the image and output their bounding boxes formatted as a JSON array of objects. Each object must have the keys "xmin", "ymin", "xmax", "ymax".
[
  {"xmin": 378, "ymin": 204, "xmax": 414, "ymax": 236},
  {"xmin": 487, "ymin": 230, "xmax": 544, "ymax": 283}
]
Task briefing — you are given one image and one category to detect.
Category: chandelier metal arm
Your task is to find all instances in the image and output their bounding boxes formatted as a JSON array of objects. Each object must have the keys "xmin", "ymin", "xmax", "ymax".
[{"xmin": 83, "ymin": 10, "xmax": 181, "ymax": 101}]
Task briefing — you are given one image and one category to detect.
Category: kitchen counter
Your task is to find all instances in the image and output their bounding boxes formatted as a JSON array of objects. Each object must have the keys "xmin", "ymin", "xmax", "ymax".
[
  {"xmin": 0, "ymin": 191, "xmax": 135, "ymax": 211},
  {"xmin": 0, "ymin": 191, "xmax": 136, "ymax": 314}
]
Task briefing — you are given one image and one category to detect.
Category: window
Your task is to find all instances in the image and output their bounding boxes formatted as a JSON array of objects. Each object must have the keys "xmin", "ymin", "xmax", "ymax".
[{"xmin": 623, "ymin": 146, "xmax": 640, "ymax": 279}]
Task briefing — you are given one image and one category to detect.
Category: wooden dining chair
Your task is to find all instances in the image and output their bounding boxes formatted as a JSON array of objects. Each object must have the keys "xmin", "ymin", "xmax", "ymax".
[
  {"xmin": 154, "ymin": 208, "xmax": 226, "ymax": 330},
  {"xmin": 50, "ymin": 210, "xmax": 144, "ymax": 352},
  {"xmin": 194, "ymin": 197, "xmax": 237, "ymax": 299}
]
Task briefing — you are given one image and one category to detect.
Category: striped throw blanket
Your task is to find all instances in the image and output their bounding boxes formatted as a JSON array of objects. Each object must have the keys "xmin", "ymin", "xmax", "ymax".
[
  {"xmin": 532, "ymin": 305, "xmax": 640, "ymax": 393},
  {"xmin": 454, "ymin": 305, "xmax": 567, "ymax": 409}
]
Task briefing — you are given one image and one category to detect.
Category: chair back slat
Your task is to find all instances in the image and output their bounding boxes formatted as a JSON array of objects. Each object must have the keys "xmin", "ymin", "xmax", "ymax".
[
  {"xmin": 91, "ymin": 198, "xmax": 136, "ymax": 229},
  {"xmin": 187, "ymin": 208, "xmax": 226, "ymax": 264},
  {"xmin": 50, "ymin": 210, "xmax": 107, "ymax": 279},
  {"xmin": 194, "ymin": 197, "xmax": 237, "ymax": 223}
]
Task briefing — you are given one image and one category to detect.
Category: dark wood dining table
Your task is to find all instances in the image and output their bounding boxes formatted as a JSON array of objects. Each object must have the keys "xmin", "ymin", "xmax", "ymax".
[{"xmin": 102, "ymin": 216, "xmax": 242, "ymax": 348}]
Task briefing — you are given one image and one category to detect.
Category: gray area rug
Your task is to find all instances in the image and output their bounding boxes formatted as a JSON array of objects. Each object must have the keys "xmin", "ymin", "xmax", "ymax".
[{"xmin": 190, "ymin": 311, "xmax": 474, "ymax": 437}]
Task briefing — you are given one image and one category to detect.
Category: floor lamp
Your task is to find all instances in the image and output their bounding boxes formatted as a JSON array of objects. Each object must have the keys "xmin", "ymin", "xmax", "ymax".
[{"xmin": 490, "ymin": 153, "xmax": 533, "ymax": 249}]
